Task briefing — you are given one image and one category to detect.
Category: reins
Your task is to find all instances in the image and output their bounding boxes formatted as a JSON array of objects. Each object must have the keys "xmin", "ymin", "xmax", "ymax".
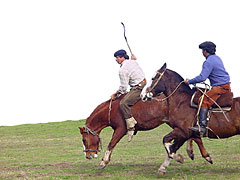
[
  {"xmin": 148, "ymin": 69, "xmax": 185, "ymax": 102},
  {"xmin": 150, "ymin": 75, "xmax": 230, "ymax": 123},
  {"xmin": 148, "ymin": 69, "xmax": 166, "ymax": 93},
  {"xmin": 82, "ymin": 98, "xmax": 114, "ymax": 154},
  {"xmin": 148, "ymin": 73, "xmax": 230, "ymax": 139},
  {"xmin": 151, "ymin": 81, "xmax": 185, "ymax": 102},
  {"xmin": 108, "ymin": 98, "xmax": 113, "ymax": 124}
]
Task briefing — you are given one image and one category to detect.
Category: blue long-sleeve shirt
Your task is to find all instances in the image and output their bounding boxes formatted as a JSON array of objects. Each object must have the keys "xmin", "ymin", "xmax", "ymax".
[{"xmin": 188, "ymin": 55, "xmax": 230, "ymax": 86}]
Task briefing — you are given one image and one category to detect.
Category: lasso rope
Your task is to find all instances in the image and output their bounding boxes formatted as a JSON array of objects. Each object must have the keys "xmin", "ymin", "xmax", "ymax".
[
  {"xmin": 151, "ymin": 80, "xmax": 230, "ymax": 123},
  {"xmin": 196, "ymin": 84, "xmax": 230, "ymax": 122},
  {"xmin": 150, "ymin": 80, "xmax": 229, "ymax": 139},
  {"xmin": 108, "ymin": 98, "xmax": 113, "ymax": 124},
  {"xmin": 193, "ymin": 85, "xmax": 221, "ymax": 139}
]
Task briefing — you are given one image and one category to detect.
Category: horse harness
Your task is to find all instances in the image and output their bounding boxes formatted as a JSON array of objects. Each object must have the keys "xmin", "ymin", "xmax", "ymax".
[
  {"xmin": 148, "ymin": 70, "xmax": 231, "ymax": 126},
  {"xmin": 148, "ymin": 69, "xmax": 166, "ymax": 93},
  {"xmin": 148, "ymin": 69, "xmax": 185, "ymax": 102},
  {"xmin": 82, "ymin": 125, "xmax": 103, "ymax": 153}
]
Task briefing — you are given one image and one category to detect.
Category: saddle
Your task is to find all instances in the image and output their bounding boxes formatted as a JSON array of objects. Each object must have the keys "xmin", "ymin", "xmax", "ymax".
[{"xmin": 190, "ymin": 87, "xmax": 233, "ymax": 112}]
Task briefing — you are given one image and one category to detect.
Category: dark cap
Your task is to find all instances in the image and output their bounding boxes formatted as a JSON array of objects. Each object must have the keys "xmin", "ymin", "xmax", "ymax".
[
  {"xmin": 114, "ymin": 49, "xmax": 129, "ymax": 59},
  {"xmin": 199, "ymin": 41, "xmax": 216, "ymax": 55}
]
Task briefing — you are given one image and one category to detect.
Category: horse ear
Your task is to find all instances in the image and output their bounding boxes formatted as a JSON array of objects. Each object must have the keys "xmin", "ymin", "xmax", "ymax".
[
  {"xmin": 159, "ymin": 63, "xmax": 167, "ymax": 72},
  {"xmin": 78, "ymin": 126, "xmax": 84, "ymax": 134}
]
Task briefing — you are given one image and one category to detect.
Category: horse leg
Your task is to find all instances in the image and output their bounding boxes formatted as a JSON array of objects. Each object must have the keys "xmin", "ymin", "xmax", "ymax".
[
  {"xmin": 157, "ymin": 156, "xmax": 171, "ymax": 175},
  {"xmin": 167, "ymin": 137, "xmax": 186, "ymax": 163},
  {"xmin": 99, "ymin": 150, "xmax": 113, "ymax": 169},
  {"xmin": 158, "ymin": 129, "xmax": 186, "ymax": 174},
  {"xmin": 98, "ymin": 127, "xmax": 126, "ymax": 169},
  {"xmin": 192, "ymin": 137, "xmax": 213, "ymax": 164},
  {"xmin": 186, "ymin": 139, "xmax": 194, "ymax": 160},
  {"xmin": 158, "ymin": 140, "xmax": 184, "ymax": 175},
  {"xmin": 163, "ymin": 129, "xmax": 186, "ymax": 162}
]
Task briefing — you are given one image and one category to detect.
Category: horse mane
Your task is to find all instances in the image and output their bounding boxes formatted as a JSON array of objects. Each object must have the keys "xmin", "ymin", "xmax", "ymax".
[{"xmin": 167, "ymin": 69, "xmax": 194, "ymax": 95}]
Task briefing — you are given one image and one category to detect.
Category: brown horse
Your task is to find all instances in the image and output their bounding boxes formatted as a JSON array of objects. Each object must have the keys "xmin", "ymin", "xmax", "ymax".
[
  {"xmin": 78, "ymin": 93, "xmax": 211, "ymax": 171},
  {"xmin": 144, "ymin": 63, "xmax": 240, "ymax": 174}
]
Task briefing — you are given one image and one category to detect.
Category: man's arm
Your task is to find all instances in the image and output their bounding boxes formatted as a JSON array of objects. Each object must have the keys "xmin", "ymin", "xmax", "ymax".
[{"xmin": 188, "ymin": 61, "xmax": 212, "ymax": 84}]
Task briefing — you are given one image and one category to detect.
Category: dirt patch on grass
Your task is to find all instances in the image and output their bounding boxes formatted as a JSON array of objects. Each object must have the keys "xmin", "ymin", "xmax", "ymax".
[
  {"xmin": 88, "ymin": 172, "xmax": 111, "ymax": 177},
  {"xmin": 0, "ymin": 167, "xmax": 29, "ymax": 179},
  {"xmin": 52, "ymin": 162, "xmax": 73, "ymax": 168},
  {"xmin": 0, "ymin": 166, "xmax": 24, "ymax": 173}
]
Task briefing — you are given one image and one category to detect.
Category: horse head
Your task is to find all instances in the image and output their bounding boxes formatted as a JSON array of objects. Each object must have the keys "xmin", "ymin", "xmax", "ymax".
[
  {"xmin": 78, "ymin": 125, "xmax": 102, "ymax": 159},
  {"xmin": 142, "ymin": 63, "xmax": 167, "ymax": 100}
]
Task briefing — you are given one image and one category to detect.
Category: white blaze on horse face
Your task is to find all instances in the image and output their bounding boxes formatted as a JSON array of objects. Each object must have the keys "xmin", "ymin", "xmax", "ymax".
[
  {"xmin": 141, "ymin": 71, "xmax": 158, "ymax": 100},
  {"xmin": 82, "ymin": 142, "xmax": 86, "ymax": 157},
  {"xmin": 140, "ymin": 84, "xmax": 148, "ymax": 100},
  {"xmin": 149, "ymin": 71, "xmax": 158, "ymax": 87}
]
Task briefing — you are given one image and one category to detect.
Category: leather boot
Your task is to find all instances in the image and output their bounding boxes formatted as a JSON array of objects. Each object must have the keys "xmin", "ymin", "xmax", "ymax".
[
  {"xmin": 125, "ymin": 117, "xmax": 137, "ymax": 142},
  {"xmin": 189, "ymin": 108, "xmax": 208, "ymax": 134}
]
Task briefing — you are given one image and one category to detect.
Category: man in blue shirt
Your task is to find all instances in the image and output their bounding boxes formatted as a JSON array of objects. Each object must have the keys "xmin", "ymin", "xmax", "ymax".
[{"xmin": 185, "ymin": 41, "xmax": 231, "ymax": 133}]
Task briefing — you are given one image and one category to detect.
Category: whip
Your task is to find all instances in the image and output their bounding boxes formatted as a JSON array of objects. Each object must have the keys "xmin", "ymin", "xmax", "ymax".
[{"xmin": 121, "ymin": 22, "xmax": 134, "ymax": 56}]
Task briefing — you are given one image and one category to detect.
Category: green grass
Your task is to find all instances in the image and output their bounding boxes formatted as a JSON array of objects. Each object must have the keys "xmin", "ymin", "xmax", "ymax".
[{"xmin": 0, "ymin": 120, "xmax": 239, "ymax": 180}]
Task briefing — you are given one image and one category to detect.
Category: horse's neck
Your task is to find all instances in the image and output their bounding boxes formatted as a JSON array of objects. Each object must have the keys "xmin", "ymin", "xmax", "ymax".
[
  {"xmin": 166, "ymin": 81, "xmax": 192, "ymax": 106},
  {"xmin": 86, "ymin": 97, "xmax": 124, "ymax": 134},
  {"xmin": 86, "ymin": 101, "xmax": 112, "ymax": 134},
  {"xmin": 86, "ymin": 119, "xmax": 109, "ymax": 134}
]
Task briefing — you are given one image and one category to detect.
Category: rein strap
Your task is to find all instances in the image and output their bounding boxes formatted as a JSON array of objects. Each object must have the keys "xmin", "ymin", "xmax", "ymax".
[{"xmin": 152, "ymin": 81, "xmax": 184, "ymax": 102}]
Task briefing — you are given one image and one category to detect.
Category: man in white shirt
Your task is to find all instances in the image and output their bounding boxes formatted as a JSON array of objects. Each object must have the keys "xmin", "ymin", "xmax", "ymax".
[{"xmin": 111, "ymin": 49, "xmax": 146, "ymax": 142}]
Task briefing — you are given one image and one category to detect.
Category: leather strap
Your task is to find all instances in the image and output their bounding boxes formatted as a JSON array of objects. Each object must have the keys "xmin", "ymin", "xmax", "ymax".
[{"xmin": 137, "ymin": 78, "xmax": 146, "ymax": 87}]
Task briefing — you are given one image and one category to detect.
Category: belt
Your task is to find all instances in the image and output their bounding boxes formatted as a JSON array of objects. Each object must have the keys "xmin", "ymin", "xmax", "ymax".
[{"xmin": 136, "ymin": 78, "xmax": 146, "ymax": 87}]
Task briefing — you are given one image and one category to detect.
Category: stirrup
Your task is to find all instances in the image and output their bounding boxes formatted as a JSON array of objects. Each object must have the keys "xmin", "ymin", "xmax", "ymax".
[{"xmin": 188, "ymin": 126, "xmax": 206, "ymax": 134}]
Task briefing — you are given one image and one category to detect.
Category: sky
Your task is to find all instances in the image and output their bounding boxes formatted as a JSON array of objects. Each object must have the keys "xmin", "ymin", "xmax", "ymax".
[{"xmin": 1, "ymin": 0, "xmax": 240, "ymax": 126}]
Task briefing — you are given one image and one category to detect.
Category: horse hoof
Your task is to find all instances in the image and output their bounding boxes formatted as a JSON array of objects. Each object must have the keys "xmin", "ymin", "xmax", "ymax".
[
  {"xmin": 174, "ymin": 154, "xmax": 184, "ymax": 164},
  {"xmin": 98, "ymin": 161, "xmax": 106, "ymax": 170},
  {"xmin": 186, "ymin": 149, "xmax": 194, "ymax": 160},
  {"xmin": 205, "ymin": 156, "xmax": 213, "ymax": 164},
  {"xmin": 98, "ymin": 165, "xmax": 106, "ymax": 170},
  {"xmin": 157, "ymin": 171, "xmax": 166, "ymax": 176},
  {"xmin": 189, "ymin": 154, "xmax": 194, "ymax": 161}
]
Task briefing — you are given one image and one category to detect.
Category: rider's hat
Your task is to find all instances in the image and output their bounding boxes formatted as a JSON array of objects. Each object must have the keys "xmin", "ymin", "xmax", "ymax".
[
  {"xmin": 114, "ymin": 49, "xmax": 129, "ymax": 59},
  {"xmin": 199, "ymin": 41, "xmax": 216, "ymax": 55}
]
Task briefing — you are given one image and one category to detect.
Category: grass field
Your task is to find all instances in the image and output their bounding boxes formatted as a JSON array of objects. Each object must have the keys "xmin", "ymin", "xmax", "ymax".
[{"xmin": 0, "ymin": 120, "xmax": 239, "ymax": 180}]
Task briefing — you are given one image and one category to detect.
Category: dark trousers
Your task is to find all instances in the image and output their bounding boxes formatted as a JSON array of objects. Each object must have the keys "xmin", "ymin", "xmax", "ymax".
[{"xmin": 120, "ymin": 86, "xmax": 142, "ymax": 119}]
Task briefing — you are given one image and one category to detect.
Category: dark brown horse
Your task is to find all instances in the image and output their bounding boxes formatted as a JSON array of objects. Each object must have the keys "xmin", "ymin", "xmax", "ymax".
[
  {"xmin": 144, "ymin": 63, "xmax": 240, "ymax": 174},
  {"xmin": 78, "ymin": 93, "xmax": 211, "ymax": 171}
]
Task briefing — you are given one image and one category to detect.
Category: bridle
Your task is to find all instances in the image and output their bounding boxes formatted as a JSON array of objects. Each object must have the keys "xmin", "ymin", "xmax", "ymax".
[
  {"xmin": 147, "ymin": 69, "xmax": 184, "ymax": 102},
  {"xmin": 82, "ymin": 99, "xmax": 113, "ymax": 153},
  {"xmin": 82, "ymin": 125, "xmax": 103, "ymax": 153},
  {"xmin": 148, "ymin": 69, "xmax": 166, "ymax": 93}
]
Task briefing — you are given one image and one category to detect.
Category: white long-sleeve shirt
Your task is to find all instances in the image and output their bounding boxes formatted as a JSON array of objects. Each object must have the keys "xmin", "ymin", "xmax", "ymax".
[{"xmin": 118, "ymin": 60, "xmax": 145, "ymax": 94}]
